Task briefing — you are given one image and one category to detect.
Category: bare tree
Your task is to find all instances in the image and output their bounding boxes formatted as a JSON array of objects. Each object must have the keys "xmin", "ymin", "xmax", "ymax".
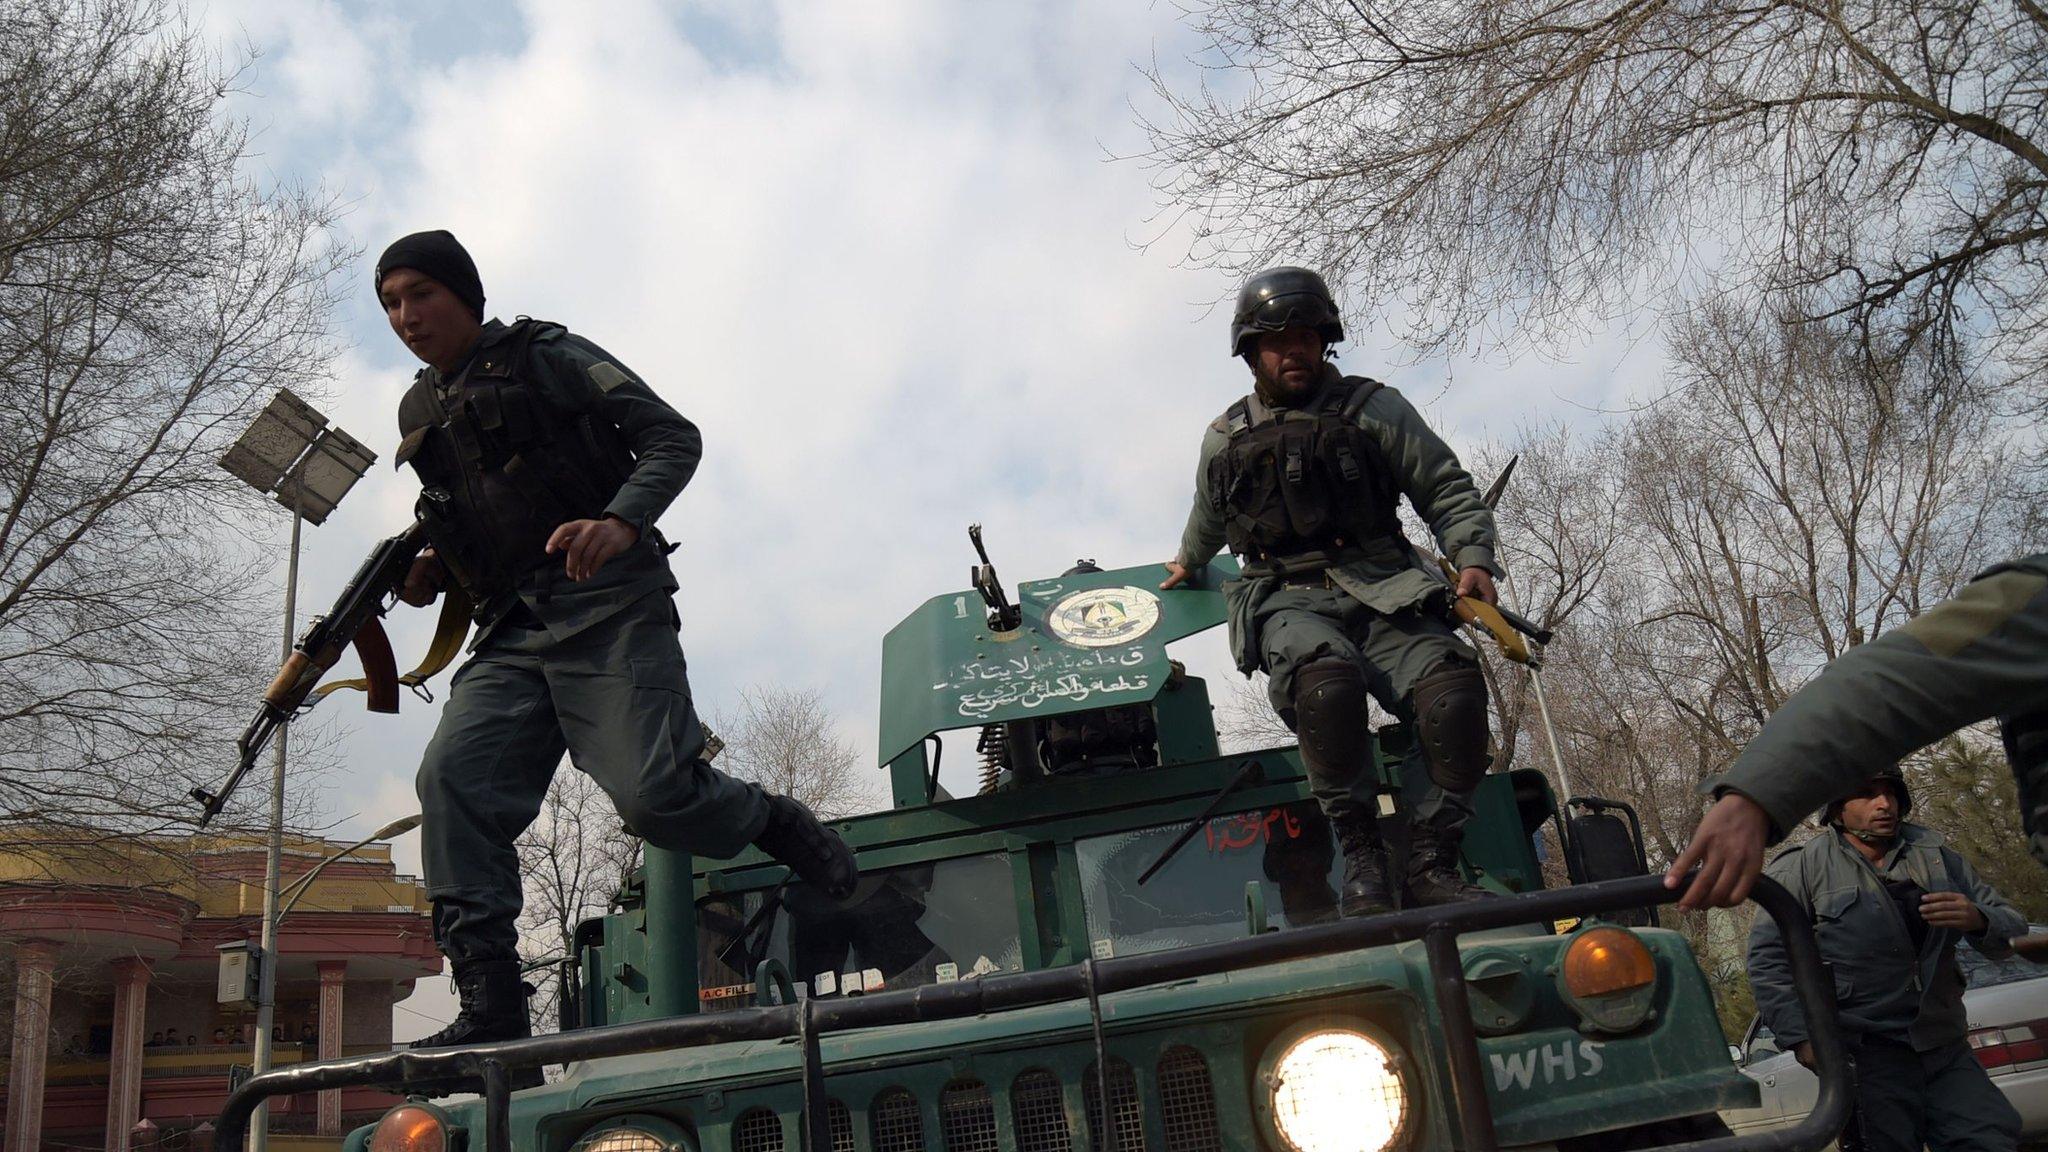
[
  {"xmin": 1144, "ymin": 0, "xmax": 2048, "ymax": 396},
  {"xmin": 0, "ymin": 0, "xmax": 349, "ymax": 857},
  {"xmin": 715, "ymin": 686, "xmax": 880, "ymax": 820},
  {"xmin": 1909, "ymin": 736, "xmax": 2048, "ymax": 922},
  {"xmin": 1214, "ymin": 673, "xmax": 1295, "ymax": 754},
  {"xmin": 1483, "ymin": 303, "xmax": 2025, "ymax": 868},
  {"xmin": 517, "ymin": 768, "xmax": 642, "ymax": 1035}
]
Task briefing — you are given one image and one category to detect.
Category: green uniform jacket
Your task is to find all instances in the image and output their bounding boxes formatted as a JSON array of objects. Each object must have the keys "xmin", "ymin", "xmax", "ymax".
[
  {"xmin": 405, "ymin": 319, "xmax": 703, "ymax": 645},
  {"xmin": 1173, "ymin": 365, "xmax": 1499, "ymax": 672},
  {"xmin": 1704, "ymin": 554, "xmax": 2048, "ymax": 863},
  {"xmin": 1746, "ymin": 823, "xmax": 2025, "ymax": 1051}
]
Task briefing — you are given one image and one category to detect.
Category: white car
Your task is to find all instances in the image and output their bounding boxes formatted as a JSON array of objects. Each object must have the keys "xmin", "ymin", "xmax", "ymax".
[{"xmin": 1723, "ymin": 930, "xmax": 2048, "ymax": 1149}]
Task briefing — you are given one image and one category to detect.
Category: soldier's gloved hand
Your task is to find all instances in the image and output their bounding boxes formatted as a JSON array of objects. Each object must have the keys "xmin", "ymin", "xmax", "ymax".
[
  {"xmin": 1160, "ymin": 560, "xmax": 1195, "ymax": 590},
  {"xmin": 547, "ymin": 515, "xmax": 640, "ymax": 581},
  {"xmin": 399, "ymin": 548, "xmax": 446, "ymax": 607},
  {"xmin": 1456, "ymin": 566, "xmax": 1498, "ymax": 605},
  {"xmin": 1919, "ymin": 891, "xmax": 1987, "ymax": 933},
  {"xmin": 1666, "ymin": 791, "xmax": 1771, "ymax": 910}
]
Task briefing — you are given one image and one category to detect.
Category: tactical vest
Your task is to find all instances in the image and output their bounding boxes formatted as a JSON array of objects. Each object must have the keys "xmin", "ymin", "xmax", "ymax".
[
  {"xmin": 1206, "ymin": 376, "xmax": 1400, "ymax": 561},
  {"xmin": 394, "ymin": 319, "xmax": 634, "ymax": 615}
]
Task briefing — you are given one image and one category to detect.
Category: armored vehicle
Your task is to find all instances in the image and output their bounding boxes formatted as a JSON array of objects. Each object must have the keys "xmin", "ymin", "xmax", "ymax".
[{"xmin": 218, "ymin": 550, "xmax": 1851, "ymax": 1152}]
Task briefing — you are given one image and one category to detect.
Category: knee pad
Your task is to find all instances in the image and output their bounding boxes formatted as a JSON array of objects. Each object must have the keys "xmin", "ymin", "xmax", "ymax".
[
  {"xmin": 1292, "ymin": 658, "xmax": 1372, "ymax": 770},
  {"xmin": 1413, "ymin": 659, "xmax": 1491, "ymax": 793}
]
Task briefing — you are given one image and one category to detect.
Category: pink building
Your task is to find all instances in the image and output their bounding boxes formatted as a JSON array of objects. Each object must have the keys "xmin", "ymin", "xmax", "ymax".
[{"xmin": 0, "ymin": 832, "xmax": 440, "ymax": 1152}]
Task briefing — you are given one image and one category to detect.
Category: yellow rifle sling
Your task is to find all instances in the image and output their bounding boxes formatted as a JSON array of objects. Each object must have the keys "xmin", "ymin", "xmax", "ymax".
[
  {"xmin": 310, "ymin": 587, "xmax": 474, "ymax": 706},
  {"xmin": 400, "ymin": 585, "xmax": 473, "ymax": 689}
]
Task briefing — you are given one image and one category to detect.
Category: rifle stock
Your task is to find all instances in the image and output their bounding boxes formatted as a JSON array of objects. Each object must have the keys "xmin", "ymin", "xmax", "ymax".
[{"xmin": 193, "ymin": 521, "xmax": 430, "ymax": 827}]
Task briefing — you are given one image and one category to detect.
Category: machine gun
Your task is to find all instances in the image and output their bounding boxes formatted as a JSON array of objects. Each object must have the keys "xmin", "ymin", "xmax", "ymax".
[
  {"xmin": 192, "ymin": 518, "xmax": 458, "ymax": 826},
  {"xmin": 967, "ymin": 523, "xmax": 1021, "ymax": 632}
]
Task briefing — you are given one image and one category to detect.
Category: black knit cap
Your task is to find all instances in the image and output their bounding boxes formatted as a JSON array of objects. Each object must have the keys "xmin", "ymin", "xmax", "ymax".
[{"xmin": 375, "ymin": 229, "xmax": 485, "ymax": 320}]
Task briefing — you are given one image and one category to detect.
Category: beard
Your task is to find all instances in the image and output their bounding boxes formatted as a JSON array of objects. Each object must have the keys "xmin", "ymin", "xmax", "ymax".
[{"xmin": 1253, "ymin": 358, "xmax": 1329, "ymax": 407}]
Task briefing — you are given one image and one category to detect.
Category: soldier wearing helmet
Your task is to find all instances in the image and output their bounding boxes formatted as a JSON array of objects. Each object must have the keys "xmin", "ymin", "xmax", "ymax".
[
  {"xmin": 1746, "ymin": 767, "xmax": 2026, "ymax": 1152},
  {"xmin": 1161, "ymin": 266, "xmax": 1502, "ymax": 915}
]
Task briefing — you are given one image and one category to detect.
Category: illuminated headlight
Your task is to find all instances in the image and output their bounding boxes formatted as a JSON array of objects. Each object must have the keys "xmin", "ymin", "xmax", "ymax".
[
  {"xmin": 568, "ymin": 1116, "xmax": 693, "ymax": 1152},
  {"xmin": 1259, "ymin": 1020, "xmax": 1410, "ymax": 1152}
]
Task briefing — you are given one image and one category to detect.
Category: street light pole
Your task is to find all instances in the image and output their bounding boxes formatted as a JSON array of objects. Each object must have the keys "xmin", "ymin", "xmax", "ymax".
[
  {"xmin": 217, "ymin": 391, "xmax": 373, "ymax": 1152},
  {"xmin": 249, "ymin": 499, "xmax": 300, "ymax": 1152},
  {"xmin": 277, "ymin": 814, "xmax": 424, "ymax": 920}
]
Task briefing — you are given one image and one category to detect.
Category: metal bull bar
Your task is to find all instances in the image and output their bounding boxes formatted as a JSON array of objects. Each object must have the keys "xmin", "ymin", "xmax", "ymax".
[{"xmin": 213, "ymin": 873, "xmax": 1852, "ymax": 1152}]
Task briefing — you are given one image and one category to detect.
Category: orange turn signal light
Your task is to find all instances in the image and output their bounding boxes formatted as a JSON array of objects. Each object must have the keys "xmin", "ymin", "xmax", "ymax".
[
  {"xmin": 369, "ymin": 1105, "xmax": 448, "ymax": 1152},
  {"xmin": 1562, "ymin": 926, "xmax": 1657, "ymax": 998}
]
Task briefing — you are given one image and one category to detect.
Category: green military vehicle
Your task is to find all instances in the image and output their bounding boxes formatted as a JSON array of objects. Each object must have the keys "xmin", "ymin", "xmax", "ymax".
[{"xmin": 219, "ymin": 547, "xmax": 1851, "ymax": 1152}]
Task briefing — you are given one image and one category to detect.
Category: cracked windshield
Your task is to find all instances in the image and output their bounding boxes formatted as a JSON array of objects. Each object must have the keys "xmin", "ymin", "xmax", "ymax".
[
  {"xmin": 1077, "ymin": 799, "xmax": 1344, "ymax": 959},
  {"xmin": 695, "ymin": 853, "xmax": 1023, "ymax": 1011}
]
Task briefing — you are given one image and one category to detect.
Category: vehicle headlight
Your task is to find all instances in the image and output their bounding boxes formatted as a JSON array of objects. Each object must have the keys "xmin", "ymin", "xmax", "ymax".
[
  {"xmin": 568, "ymin": 1116, "xmax": 693, "ymax": 1152},
  {"xmin": 368, "ymin": 1104, "xmax": 449, "ymax": 1152},
  {"xmin": 1259, "ymin": 1020, "xmax": 1411, "ymax": 1152},
  {"xmin": 1558, "ymin": 925, "xmax": 1658, "ymax": 1034}
]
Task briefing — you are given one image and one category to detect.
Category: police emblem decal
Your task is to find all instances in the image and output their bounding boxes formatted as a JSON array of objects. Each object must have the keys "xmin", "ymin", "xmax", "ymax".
[{"xmin": 1045, "ymin": 586, "xmax": 1162, "ymax": 648}]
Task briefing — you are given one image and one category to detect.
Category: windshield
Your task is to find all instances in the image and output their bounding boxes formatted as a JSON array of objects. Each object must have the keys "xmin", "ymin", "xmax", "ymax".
[
  {"xmin": 695, "ymin": 852, "xmax": 1024, "ymax": 1010},
  {"xmin": 1075, "ymin": 799, "xmax": 1342, "ymax": 959}
]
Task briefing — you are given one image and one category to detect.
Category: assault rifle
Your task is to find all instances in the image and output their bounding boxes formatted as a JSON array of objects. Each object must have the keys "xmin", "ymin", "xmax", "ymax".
[{"xmin": 193, "ymin": 520, "xmax": 443, "ymax": 827}]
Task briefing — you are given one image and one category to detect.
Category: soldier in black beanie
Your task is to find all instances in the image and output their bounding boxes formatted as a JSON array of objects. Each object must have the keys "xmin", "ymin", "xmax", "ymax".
[
  {"xmin": 374, "ymin": 230, "xmax": 857, "ymax": 1056},
  {"xmin": 376, "ymin": 229, "xmax": 485, "ymax": 320}
]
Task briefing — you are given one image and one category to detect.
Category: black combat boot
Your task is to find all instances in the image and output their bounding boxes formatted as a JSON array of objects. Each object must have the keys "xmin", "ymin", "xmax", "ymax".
[
  {"xmin": 753, "ymin": 794, "xmax": 858, "ymax": 899},
  {"xmin": 1405, "ymin": 817, "xmax": 1489, "ymax": 906},
  {"xmin": 1333, "ymin": 815, "xmax": 1397, "ymax": 918},
  {"xmin": 410, "ymin": 959, "xmax": 543, "ymax": 1089}
]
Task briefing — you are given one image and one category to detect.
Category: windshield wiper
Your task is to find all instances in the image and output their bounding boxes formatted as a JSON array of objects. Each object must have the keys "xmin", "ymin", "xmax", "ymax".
[
  {"xmin": 716, "ymin": 874, "xmax": 794, "ymax": 974},
  {"xmin": 1137, "ymin": 758, "xmax": 1265, "ymax": 885}
]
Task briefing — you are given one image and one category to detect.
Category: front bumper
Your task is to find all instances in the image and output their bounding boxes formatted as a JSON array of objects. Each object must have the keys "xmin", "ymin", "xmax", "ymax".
[{"xmin": 230, "ymin": 874, "xmax": 1849, "ymax": 1152}]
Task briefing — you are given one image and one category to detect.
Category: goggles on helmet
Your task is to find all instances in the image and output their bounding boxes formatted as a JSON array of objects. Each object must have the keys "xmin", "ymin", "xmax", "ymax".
[{"xmin": 1244, "ymin": 292, "xmax": 1340, "ymax": 335}]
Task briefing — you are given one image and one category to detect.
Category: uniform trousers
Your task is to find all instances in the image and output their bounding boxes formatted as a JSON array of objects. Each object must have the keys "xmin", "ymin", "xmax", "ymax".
[
  {"xmin": 416, "ymin": 589, "xmax": 768, "ymax": 963},
  {"xmin": 1844, "ymin": 1034, "xmax": 2019, "ymax": 1152},
  {"xmin": 1252, "ymin": 585, "xmax": 1479, "ymax": 829}
]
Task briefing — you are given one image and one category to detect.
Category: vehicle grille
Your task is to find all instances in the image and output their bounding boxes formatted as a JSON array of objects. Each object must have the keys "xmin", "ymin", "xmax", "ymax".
[
  {"xmin": 1083, "ymin": 1059, "xmax": 1145, "ymax": 1152},
  {"xmin": 939, "ymin": 1080, "xmax": 999, "ymax": 1152},
  {"xmin": 733, "ymin": 1108, "xmax": 782, "ymax": 1152},
  {"xmin": 828, "ymin": 1099, "xmax": 856, "ymax": 1152},
  {"xmin": 1009, "ymin": 1069, "xmax": 1072, "ymax": 1152},
  {"xmin": 729, "ymin": 1044, "xmax": 1223, "ymax": 1152},
  {"xmin": 1157, "ymin": 1046, "xmax": 1224, "ymax": 1152},
  {"xmin": 870, "ymin": 1087, "xmax": 925, "ymax": 1152}
]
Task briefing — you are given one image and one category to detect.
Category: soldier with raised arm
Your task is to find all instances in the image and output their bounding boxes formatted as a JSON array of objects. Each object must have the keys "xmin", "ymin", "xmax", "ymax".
[{"xmin": 1669, "ymin": 554, "xmax": 2048, "ymax": 910}]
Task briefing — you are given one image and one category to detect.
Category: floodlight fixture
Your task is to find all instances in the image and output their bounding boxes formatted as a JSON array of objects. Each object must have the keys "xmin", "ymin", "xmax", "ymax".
[
  {"xmin": 281, "ymin": 424, "xmax": 376, "ymax": 525},
  {"xmin": 220, "ymin": 389, "xmax": 376, "ymax": 525}
]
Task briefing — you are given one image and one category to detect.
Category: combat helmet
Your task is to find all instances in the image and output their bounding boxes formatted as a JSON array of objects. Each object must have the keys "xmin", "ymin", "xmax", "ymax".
[
  {"xmin": 1820, "ymin": 764, "xmax": 1912, "ymax": 825},
  {"xmin": 1230, "ymin": 266, "xmax": 1345, "ymax": 357}
]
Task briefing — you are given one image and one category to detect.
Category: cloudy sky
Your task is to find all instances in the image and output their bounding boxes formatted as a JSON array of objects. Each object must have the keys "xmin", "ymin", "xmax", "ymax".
[{"xmin": 194, "ymin": 0, "xmax": 1663, "ymax": 1035}]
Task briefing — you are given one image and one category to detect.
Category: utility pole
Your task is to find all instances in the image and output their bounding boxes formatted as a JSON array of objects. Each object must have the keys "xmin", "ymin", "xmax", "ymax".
[{"xmin": 218, "ymin": 391, "xmax": 374, "ymax": 1152}]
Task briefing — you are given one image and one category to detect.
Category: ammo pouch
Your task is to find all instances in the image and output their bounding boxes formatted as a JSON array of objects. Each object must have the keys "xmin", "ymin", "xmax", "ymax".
[
  {"xmin": 395, "ymin": 320, "xmax": 637, "ymax": 614},
  {"xmin": 1208, "ymin": 376, "xmax": 1400, "ymax": 560}
]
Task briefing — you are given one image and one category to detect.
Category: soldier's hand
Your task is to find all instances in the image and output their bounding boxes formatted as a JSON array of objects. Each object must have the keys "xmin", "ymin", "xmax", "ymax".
[
  {"xmin": 1160, "ymin": 561, "xmax": 1194, "ymax": 590},
  {"xmin": 1919, "ymin": 891, "xmax": 1987, "ymax": 933},
  {"xmin": 399, "ymin": 549, "xmax": 445, "ymax": 607},
  {"xmin": 1666, "ymin": 791, "xmax": 1771, "ymax": 910},
  {"xmin": 547, "ymin": 516, "xmax": 640, "ymax": 582},
  {"xmin": 1793, "ymin": 1042, "xmax": 1816, "ymax": 1070},
  {"xmin": 1456, "ymin": 566, "xmax": 1498, "ymax": 605}
]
